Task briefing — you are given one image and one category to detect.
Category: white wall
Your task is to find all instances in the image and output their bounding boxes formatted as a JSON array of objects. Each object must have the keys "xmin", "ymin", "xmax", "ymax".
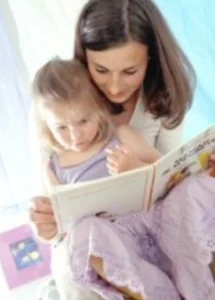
[{"xmin": 6, "ymin": 0, "xmax": 88, "ymax": 80}]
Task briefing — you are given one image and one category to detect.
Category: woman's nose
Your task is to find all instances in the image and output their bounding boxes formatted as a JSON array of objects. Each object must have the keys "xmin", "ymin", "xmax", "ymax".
[{"xmin": 107, "ymin": 74, "xmax": 123, "ymax": 95}]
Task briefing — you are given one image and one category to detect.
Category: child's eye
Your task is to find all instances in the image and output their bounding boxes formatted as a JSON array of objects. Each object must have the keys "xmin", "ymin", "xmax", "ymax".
[
  {"xmin": 80, "ymin": 119, "xmax": 88, "ymax": 124},
  {"xmin": 57, "ymin": 125, "xmax": 67, "ymax": 130}
]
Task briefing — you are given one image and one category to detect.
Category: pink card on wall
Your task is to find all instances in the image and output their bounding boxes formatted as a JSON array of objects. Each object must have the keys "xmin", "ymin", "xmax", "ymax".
[{"xmin": 0, "ymin": 224, "xmax": 51, "ymax": 289}]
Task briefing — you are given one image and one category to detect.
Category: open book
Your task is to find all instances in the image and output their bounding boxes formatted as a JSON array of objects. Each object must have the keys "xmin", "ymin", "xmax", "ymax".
[{"xmin": 50, "ymin": 124, "xmax": 215, "ymax": 232}]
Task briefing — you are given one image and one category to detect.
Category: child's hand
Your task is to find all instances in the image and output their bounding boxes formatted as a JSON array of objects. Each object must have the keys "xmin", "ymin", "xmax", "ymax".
[{"xmin": 106, "ymin": 144, "xmax": 145, "ymax": 175}]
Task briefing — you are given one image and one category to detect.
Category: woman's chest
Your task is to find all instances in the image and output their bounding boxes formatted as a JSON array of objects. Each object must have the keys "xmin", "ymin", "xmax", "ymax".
[
  {"xmin": 130, "ymin": 112, "xmax": 161, "ymax": 147},
  {"xmin": 112, "ymin": 99, "xmax": 162, "ymax": 148}
]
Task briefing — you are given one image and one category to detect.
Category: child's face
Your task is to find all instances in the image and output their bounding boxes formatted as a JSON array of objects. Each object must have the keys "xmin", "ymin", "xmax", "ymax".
[{"xmin": 43, "ymin": 101, "xmax": 100, "ymax": 152}]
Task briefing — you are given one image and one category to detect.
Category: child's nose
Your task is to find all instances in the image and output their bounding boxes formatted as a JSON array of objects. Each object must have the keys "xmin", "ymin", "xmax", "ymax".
[{"xmin": 69, "ymin": 128, "xmax": 81, "ymax": 140}]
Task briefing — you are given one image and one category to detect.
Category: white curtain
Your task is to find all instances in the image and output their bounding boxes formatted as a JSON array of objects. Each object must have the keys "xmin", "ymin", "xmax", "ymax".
[
  {"xmin": 0, "ymin": 4, "xmax": 32, "ymax": 209},
  {"xmin": 0, "ymin": 1, "xmax": 87, "ymax": 210},
  {"xmin": 6, "ymin": 0, "xmax": 87, "ymax": 80}
]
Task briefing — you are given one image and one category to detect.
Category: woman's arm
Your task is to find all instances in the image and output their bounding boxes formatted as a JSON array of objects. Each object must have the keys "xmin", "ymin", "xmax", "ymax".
[
  {"xmin": 29, "ymin": 196, "xmax": 57, "ymax": 241},
  {"xmin": 29, "ymin": 165, "xmax": 59, "ymax": 242},
  {"xmin": 29, "ymin": 167, "xmax": 59, "ymax": 242},
  {"xmin": 29, "ymin": 105, "xmax": 58, "ymax": 240}
]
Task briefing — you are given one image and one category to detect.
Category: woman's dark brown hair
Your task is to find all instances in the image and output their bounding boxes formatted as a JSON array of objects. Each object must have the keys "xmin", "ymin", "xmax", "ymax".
[{"xmin": 74, "ymin": 0, "xmax": 196, "ymax": 129}]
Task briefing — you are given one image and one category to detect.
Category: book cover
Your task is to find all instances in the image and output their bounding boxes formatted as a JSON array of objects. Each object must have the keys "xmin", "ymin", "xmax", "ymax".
[{"xmin": 52, "ymin": 165, "xmax": 153, "ymax": 232}]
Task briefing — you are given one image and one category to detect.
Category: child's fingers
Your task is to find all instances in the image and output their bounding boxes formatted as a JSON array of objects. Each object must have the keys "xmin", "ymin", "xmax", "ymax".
[
  {"xmin": 114, "ymin": 145, "xmax": 129, "ymax": 155},
  {"xmin": 106, "ymin": 149, "xmax": 117, "ymax": 160},
  {"xmin": 115, "ymin": 144, "xmax": 128, "ymax": 153},
  {"xmin": 106, "ymin": 157, "xmax": 118, "ymax": 168},
  {"xmin": 107, "ymin": 163, "xmax": 118, "ymax": 175},
  {"xmin": 112, "ymin": 148, "xmax": 125, "ymax": 159},
  {"xmin": 107, "ymin": 150, "xmax": 121, "ymax": 161},
  {"xmin": 106, "ymin": 146, "xmax": 125, "ymax": 156}
]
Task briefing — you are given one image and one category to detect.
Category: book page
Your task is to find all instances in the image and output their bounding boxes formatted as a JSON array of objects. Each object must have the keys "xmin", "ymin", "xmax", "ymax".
[
  {"xmin": 51, "ymin": 166, "xmax": 153, "ymax": 232},
  {"xmin": 149, "ymin": 124, "xmax": 215, "ymax": 207}
]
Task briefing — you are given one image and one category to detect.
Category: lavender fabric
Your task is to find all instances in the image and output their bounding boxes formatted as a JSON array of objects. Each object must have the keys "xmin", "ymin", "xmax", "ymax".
[
  {"xmin": 67, "ymin": 173, "xmax": 215, "ymax": 300},
  {"xmin": 49, "ymin": 137, "xmax": 119, "ymax": 184}
]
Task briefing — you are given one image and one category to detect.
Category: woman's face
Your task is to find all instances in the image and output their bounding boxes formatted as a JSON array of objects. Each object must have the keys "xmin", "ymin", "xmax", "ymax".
[{"xmin": 86, "ymin": 41, "xmax": 149, "ymax": 104}]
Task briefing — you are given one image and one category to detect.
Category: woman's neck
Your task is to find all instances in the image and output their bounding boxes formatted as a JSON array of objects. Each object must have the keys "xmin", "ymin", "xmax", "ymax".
[
  {"xmin": 123, "ymin": 89, "xmax": 140, "ymax": 111},
  {"xmin": 112, "ymin": 89, "xmax": 140, "ymax": 126}
]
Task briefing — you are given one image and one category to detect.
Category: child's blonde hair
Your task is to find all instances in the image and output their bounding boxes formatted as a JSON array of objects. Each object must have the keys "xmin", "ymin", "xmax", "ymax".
[{"xmin": 32, "ymin": 58, "xmax": 113, "ymax": 151}]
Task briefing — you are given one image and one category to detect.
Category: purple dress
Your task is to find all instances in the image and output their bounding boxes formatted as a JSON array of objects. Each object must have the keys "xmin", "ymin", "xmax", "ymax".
[
  {"xmin": 49, "ymin": 137, "xmax": 119, "ymax": 184},
  {"xmin": 66, "ymin": 173, "xmax": 215, "ymax": 300}
]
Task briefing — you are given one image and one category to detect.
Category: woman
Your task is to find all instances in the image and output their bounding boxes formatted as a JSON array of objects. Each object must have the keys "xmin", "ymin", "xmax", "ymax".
[
  {"xmin": 30, "ymin": 0, "xmax": 215, "ymax": 299},
  {"xmin": 74, "ymin": 0, "xmax": 195, "ymax": 154},
  {"xmin": 30, "ymin": 0, "xmax": 215, "ymax": 241}
]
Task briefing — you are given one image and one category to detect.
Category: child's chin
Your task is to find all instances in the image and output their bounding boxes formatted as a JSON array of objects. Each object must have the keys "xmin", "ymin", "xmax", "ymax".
[{"xmin": 71, "ymin": 144, "xmax": 88, "ymax": 152}]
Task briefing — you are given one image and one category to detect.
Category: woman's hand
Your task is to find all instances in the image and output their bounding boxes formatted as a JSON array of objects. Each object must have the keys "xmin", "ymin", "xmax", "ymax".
[
  {"xmin": 208, "ymin": 154, "xmax": 215, "ymax": 177},
  {"xmin": 29, "ymin": 196, "xmax": 57, "ymax": 241}
]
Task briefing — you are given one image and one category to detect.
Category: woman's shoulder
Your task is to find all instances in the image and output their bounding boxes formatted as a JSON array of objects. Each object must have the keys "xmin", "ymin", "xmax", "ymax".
[
  {"xmin": 130, "ymin": 96, "xmax": 161, "ymax": 130},
  {"xmin": 129, "ymin": 97, "xmax": 183, "ymax": 153},
  {"xmin": 129, "ymin": 98, "xmax": 161, "ymax": 147}
]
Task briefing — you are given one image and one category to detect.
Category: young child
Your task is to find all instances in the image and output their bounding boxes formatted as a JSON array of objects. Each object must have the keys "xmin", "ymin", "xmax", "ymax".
[
  {"xmin": 32, "ymin": 57, "xmax": 161, "ymax": 300},
  {"xmin": 33, "ymin": 58, "xmax": 215, "ymax": 300},
  {"xmin": 32, "ymin": 58, "xmax": 161, "ymax": 187},
  {"xmin": 32, "ymin": 59, "xmax": 215, "ymax": 300}
]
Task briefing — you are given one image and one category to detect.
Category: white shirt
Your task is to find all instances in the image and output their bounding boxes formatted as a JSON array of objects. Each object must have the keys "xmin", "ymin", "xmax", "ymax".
[{"xmin": 130, "ymin": 96, "xmax": 183, "ymax": 154}]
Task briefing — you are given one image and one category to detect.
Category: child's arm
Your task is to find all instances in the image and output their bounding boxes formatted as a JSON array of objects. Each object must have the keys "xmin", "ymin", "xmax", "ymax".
[
  {"xmin": 107, "ymin": 125, "xmax": 161, "ymax": 174},
  {"xmin": 117, "ymin": 125, "xmax": 161, "ymax": 163}
]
